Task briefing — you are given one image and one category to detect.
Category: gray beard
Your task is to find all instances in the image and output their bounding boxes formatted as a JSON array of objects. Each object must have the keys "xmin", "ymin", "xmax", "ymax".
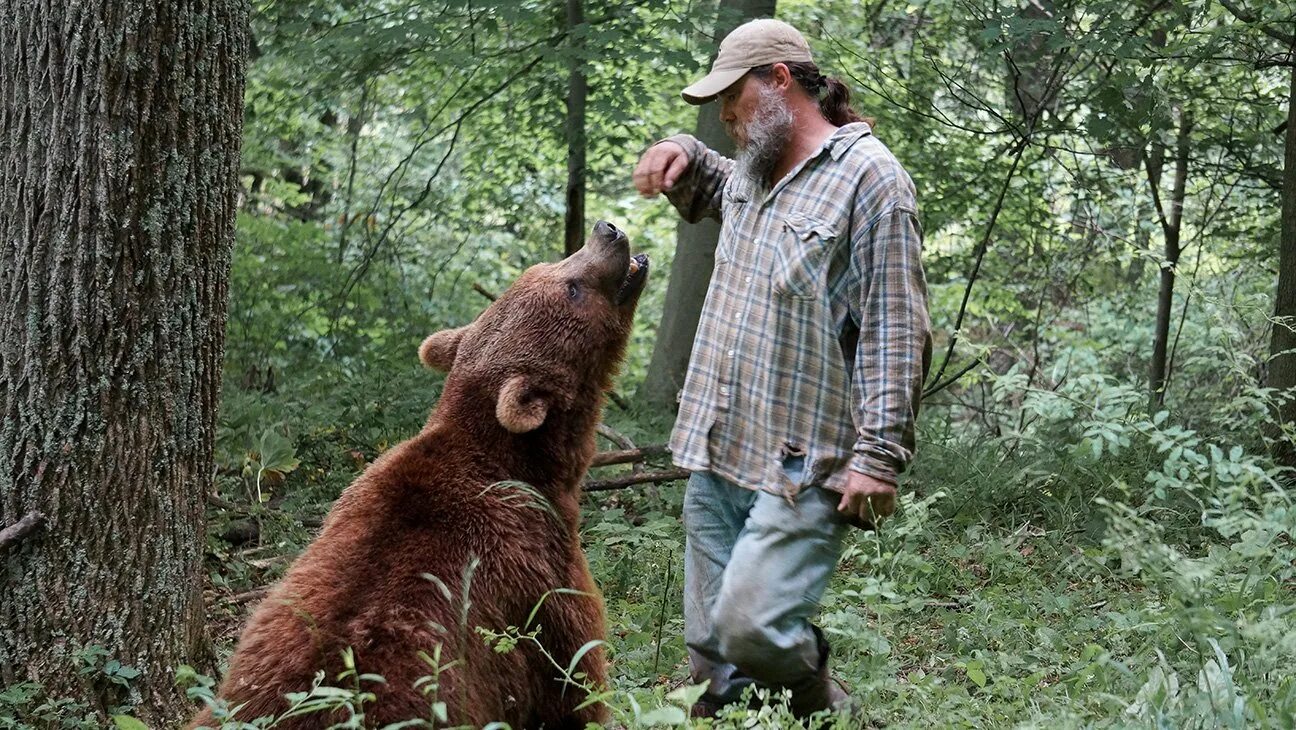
[{"xmin": 731, "ymin": 85, "xmax": 795, "ymax": 193}]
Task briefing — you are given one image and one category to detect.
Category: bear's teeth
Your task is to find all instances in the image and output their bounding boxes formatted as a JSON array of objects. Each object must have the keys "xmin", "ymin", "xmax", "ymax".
[{"xmin": 627, "ymin": 259, "xmax": 640, "ymax": 275}]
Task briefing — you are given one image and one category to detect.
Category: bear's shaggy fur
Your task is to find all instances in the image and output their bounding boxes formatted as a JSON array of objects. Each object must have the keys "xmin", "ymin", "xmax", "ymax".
[{"xmin": 189, "ymin": 221, "xmax": 648, "ymax": 729}]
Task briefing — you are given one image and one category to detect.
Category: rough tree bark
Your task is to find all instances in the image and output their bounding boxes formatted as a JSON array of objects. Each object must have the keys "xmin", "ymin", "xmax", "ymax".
[
  {"xmin": 1216, "ymin": 0, "xmax": 1296, "ymax": 467},
  {"xmin": 0, "ymin": 0, "xmax": 249, "ymax": 722},
  {"xmin": 1268, "ymin": 67, "xmax": 1296, "ymax": 464},
  {"xmin": 638, "ymin": 0, "xmax": 777, "ymax": 410},
  {"xmin": 564, "ymin": 0, "xmax": 587, "ymax": 257}
]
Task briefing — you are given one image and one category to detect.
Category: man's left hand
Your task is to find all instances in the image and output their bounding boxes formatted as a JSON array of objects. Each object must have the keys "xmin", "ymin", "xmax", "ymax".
[{"xmin": 837, "ymin": 471, "xmax": 897, "ymax": 528}]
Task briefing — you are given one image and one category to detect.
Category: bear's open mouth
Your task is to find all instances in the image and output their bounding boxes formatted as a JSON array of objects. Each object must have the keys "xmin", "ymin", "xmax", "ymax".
[{"xmin": 615, "ymin": 253, "xmax": 650, "ymax": 305}]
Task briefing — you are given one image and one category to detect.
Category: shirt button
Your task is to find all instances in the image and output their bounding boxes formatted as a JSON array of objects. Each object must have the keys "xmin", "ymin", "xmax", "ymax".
[
  {"xmin": 727, "ymin": 349, "xmax": 735, "ymax": 357},
  {"xmin": 720, "ymin": 386, "xmax": 730, "ymax": 397},
  {"xmin": 745, "ymin": 276, "xmax": 753, "ymax": 283}
]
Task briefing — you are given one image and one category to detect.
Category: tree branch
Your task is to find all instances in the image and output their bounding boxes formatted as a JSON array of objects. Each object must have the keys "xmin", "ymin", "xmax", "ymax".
[
  {"xmin": 596, "ymin": 423, "xmax": 636, "ymax": 451},
  {"xmin": 925, "ymin": 138, "xmax": 1031, "ymax": 389},
  {"xmin": 1218, "ymin": 0, "xmax": 1296, "ymax": 46},
  {"xmin": 923, "ymin": 357, "xmax": 985, "ymax": 398},
  {"xmin": 327, "ymin": 53, "xmax": 548, "ymax": 326},
  {"xmin": 0, "ymin": 512, "xmax": 46, "ymax": 551},
  {"xmin": 584, "ymin": 468, "xmax": 690, "ymax": 492},
  {"xmin": 590, "ymin": 444, "xmax": 669, "ymax": 467}
]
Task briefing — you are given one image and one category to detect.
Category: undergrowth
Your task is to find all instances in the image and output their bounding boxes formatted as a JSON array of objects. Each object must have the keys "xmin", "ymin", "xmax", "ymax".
[{"xmin": 5, "ymin": 344, "xmax": 1296, "ymax": 728}]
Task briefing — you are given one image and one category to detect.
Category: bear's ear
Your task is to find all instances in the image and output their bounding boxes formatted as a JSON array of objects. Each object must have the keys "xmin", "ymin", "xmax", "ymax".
[
  {"xmin": 419, "ymin": 326, "xmax": 468, "ymax": 371},
  {"xmin": 496, "ymin": 375, "xmax": 549, "ymax": 433}
]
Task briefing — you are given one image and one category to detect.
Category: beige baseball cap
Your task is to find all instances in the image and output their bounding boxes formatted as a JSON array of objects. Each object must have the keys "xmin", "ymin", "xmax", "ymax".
[{"xmin": 681, "ymin": 19, "xmax": 814, "ymax": 105}]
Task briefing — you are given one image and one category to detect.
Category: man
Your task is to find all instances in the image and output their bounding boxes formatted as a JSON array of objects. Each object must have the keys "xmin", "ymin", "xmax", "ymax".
[{"xmin": 631, "ymin": 19, "xmax": 932, "ymax": 718}]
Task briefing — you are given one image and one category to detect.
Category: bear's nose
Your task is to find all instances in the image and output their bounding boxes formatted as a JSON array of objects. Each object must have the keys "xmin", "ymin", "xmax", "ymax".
[{"xmin": 594, "ymin": 220, "xmax": 625, "ymax": 242}]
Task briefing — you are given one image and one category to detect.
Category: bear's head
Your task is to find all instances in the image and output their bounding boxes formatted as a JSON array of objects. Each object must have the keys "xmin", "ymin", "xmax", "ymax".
[{"xmin": 420, "ymin": 220, "xmax": 649, "ymax": 437}]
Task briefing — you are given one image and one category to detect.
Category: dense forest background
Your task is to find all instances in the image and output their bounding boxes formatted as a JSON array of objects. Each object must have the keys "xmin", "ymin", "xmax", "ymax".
[{"xmin": 3, "ymin": 0, "xmax": 1296, "ymax": 726}]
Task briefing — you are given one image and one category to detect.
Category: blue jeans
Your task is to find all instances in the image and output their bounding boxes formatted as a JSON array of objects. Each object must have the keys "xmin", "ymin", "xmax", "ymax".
[{"xmin": 683, "ymin": 467, "xmax": 848, "ymax": 705}]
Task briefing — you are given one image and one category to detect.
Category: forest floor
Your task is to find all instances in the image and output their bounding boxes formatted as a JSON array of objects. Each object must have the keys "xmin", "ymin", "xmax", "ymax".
[{"xmin": 197, "ymin": 384, "xmax": 1288, "ymax": 729}]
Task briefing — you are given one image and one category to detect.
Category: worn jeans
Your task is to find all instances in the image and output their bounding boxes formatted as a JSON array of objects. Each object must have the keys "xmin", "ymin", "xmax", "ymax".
[{"xmin": 682, "ymin": 466, "xmax": 849, "ymax": 705}]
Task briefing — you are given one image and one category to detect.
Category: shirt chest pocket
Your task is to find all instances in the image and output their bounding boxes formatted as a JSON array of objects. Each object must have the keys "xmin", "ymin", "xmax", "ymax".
[
  {"xmin": 772, "ymin": 214, "xmax": 836, "ymax": 301},
  {"xmin": 717, "ymin": 187, "xmax": 752, "ymax": 265}
]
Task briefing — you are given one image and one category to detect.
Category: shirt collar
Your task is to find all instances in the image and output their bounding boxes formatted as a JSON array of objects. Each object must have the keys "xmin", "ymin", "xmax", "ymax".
[
  {"xmin": 824, "ymin": 121, "xmax": 873, "ymax": 160},
  {"xmin": 754, "ymin": 121, "xmax": 876, "ymax": 205}
]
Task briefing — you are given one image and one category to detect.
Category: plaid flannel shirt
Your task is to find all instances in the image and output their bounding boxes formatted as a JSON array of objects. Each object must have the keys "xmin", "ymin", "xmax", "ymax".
[{"xmin": 661, "ymin": 122, "xmax": 931, "ymax": 495}]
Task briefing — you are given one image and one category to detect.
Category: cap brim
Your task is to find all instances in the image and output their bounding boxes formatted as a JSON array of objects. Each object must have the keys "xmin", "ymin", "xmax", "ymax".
[{"xmin": 680, "ymin": 67, "xmax": 750, "ymax": 105}]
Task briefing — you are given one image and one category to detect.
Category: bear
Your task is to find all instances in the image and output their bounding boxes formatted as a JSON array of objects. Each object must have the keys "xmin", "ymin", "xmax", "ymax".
[{"xmin": 189, "ymin": 220, "xmax": 649, "ymax": 729}]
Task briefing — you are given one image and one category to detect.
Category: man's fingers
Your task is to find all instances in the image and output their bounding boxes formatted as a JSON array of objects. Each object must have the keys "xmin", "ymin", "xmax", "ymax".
[
  {"xmin": 663, "ymin": 152, "xmax": 689, "ymax": 191},
  {"xmin": 868, "ymin": 492, "xmax": 896, "ymax": 518},
  {"xmin": 631, "ymin": 162, "xmax": 649, "ymax": 195},
  {"xmin": 838, "ymin": 491, "xmax": 852, "ymax": 513},
  {"xmin": 632, "ymin": 155, "xmax": 660, "ymax": 196},
  {"xmin": 632, "ymin": 142, "xmax": 688, "ymax": 197},
  {"xmin": 648, "ymin": 162, "xmax": 665, "ymax": 196}
]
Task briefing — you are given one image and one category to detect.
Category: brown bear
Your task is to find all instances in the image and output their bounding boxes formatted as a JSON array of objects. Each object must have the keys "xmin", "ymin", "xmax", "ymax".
[{"xmin": 189, "ymin": 220, "xmax": 649, "ymax": 729}]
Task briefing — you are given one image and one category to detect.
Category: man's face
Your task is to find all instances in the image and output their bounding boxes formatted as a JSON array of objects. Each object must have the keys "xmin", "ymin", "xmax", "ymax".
[
  {"xmin": 718, "ymin": 74, "xmax": 764, "ymax": 147},
  {"xmin": 718, "ymin": 71, "xmax": 796, "ymax": 191}
]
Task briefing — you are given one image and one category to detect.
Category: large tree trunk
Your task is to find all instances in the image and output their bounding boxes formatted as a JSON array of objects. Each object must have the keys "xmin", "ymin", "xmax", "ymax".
[
  {"xmin": 1267, "ymin": 68, "xmax": 1296, "ymax": 466},
  {"xmin": 563, "ymin": 0, "xmax": 587, "ymax": 258},
  {"xmin": 0, "ymin": 0, "xmax": 249, "ymax": 723},
  {"xmin": 638, "ymin": 0, "xmax": 776, "ymax": 410},
  {"xmin": 1146, "ymin": 109, "xmax": 1192, "ymax": 411}
]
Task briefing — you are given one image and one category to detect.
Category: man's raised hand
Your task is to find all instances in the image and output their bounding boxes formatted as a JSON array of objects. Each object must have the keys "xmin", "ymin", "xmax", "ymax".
[{"xmin": 632, "ymin": 141, "xmax": 690, "ymax": 198}]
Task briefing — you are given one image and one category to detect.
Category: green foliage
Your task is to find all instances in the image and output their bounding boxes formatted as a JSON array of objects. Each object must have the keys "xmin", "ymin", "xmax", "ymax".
[
  {"xmin": 0, "ymin": 647, "xmax": 146, "ymax": 729},
  {"xmin": 0, "ymin": 682, "xmax": 100, "ymax": 730},
  {"xmin": 72, "ymin": 647, "xmax": 142, "ymax": 691},
  {"xmin": 118, "ymin": 0, "xmax": 1296, "ymax": 727}
]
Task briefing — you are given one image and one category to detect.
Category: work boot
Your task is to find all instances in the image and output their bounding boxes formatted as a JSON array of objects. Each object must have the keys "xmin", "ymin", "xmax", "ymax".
[
  {"xmin": 689, "ymin": 696, "xmax": 725, "ymax": 718},
  {"xmin": 689, "ymin": 687, "xmax": 763, "ymax": 718},
  {"xmin": 787, "ymin": 628, "xmax": 856, "ymax": 719},
  {"xmin": 693, "ymin": 675, "xmax": 856, "ymax": 722},
  {"xmin": 786, "ymin": 662, "xmax": 853, "ymax": 717},
  {"xmin": 787, "ymin": 658, "xmax": 860, "ymax": 715}
]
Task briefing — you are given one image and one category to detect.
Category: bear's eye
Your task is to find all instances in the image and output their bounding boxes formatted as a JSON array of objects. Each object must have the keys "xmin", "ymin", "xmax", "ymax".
[{"xmin": 566, "ymin": 281, "xmax": 580, "ymax": 301}]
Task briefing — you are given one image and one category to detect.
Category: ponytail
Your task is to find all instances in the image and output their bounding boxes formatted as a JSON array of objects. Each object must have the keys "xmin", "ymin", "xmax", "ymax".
[{"xmin": 819, "ymin": 75, "xmax": 869, "ymax": 127}]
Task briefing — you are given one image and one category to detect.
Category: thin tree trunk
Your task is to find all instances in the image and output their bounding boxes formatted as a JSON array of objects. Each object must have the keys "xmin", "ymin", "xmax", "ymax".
[
  {"xmin": 338, "ymin": 81, "xmax": 373, "ymax": 265},
  {"xmin": 564, "ymin": 0, "xmax": 587, "ymax": 258},
  {"xmin": 1147, "ymin": 109, "xmax": 1193, "ymax": 411},
  {"xmin": 1267, "ymin": 67, "xmax": 1296, "ymax": 466},
  {"xmin": 638, "ymin": 0, "xmax": 777, "ymax": 410},
  {"xmin": 0, "ymin": 0, "xmax": 249, "ymax": 723},
  {"xmin": 1005, "ymin": 0, "xmax": 1055, "ymax": 124}
]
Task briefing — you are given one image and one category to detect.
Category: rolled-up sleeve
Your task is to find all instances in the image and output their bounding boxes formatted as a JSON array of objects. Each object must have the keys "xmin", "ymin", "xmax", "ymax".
[
  {"xmin": 848, "ymin": 201, "xmax": 932, "ymax": 484},
  {"xmin": 658, "ymin": 134, "xmax": 733, "ymax": 224}
]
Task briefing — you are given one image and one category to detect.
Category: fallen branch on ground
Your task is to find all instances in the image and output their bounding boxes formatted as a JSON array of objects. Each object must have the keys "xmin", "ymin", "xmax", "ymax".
[
  {"xmin": 206, "ymin": 493, "xmax": 325, "ymax": 545},
  {"xmin": 595, "ymin": 423, "xmax": 642, "ymax": 474},
  {"xmin": 591, "ymin": 444, "xmax": 668, "ymax": 467},
  {"xmin": 596, "ymin": 423, "xmax": 635, "ymax": 450},
  {"xmin": 229, "ymin": 587, "xmax": 270, "ymax": 605},
  {"xmin": 585, "ymin": 468, "xmax": 689, "ymax": 492},
  {"xmin": 206, "ymin": 492, "xmax": 238, "ymax": 510}
]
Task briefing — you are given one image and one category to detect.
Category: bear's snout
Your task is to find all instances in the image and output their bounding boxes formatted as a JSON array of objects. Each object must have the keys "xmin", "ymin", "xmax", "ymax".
[{"xmin": 594, "ymin": 219, "xmax": 626, "ymax": 244}]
